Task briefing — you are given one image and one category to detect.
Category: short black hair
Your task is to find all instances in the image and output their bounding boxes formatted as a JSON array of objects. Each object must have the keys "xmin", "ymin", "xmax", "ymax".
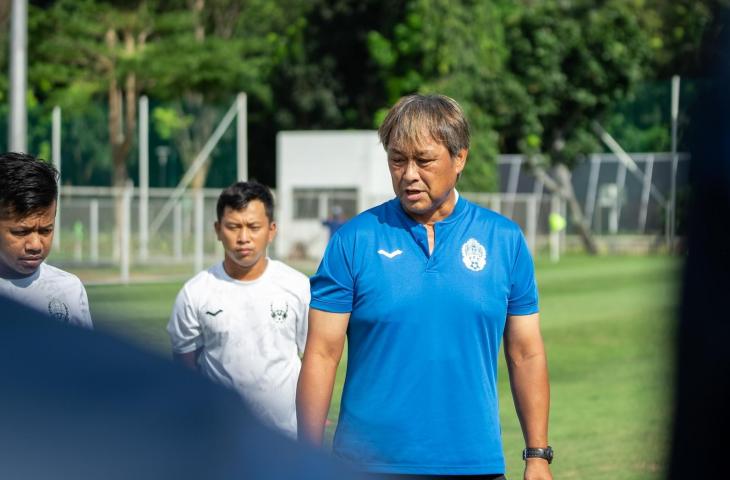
[
  {"xmin": 0, "ymin": 152, "xmax": 59, "ymax": 218},
  {"xmin": 216, "ymin": 181, "xmax": 275, "ymax": 222}
]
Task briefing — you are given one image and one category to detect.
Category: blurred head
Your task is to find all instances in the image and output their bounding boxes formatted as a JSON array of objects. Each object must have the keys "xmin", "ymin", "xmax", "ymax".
[
  {"xmin": 0, "ymin": 152, "xmax": 59, "ymax": 278},
  {"xmin": 378, "ymin": 94, "xmax": 470, "ymax": 223},
  {"xmin": 214, "ymin": 181, "xmax": 276, "ymax": 280}
]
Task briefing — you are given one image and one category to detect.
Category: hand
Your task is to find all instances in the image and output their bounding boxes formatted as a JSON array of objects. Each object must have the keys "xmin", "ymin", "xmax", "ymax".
[{"xmin": 524, "ymin": 458, "xmax": 552, "ymax": 480}]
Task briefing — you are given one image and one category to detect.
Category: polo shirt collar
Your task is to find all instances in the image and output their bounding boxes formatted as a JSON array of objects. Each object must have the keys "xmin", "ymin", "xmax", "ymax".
[{"xmin": 391, "ymin": 189, "xmax": 468, "ymax": 227}]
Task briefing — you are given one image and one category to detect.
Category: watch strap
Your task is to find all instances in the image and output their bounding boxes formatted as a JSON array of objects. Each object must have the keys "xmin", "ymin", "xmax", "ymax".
[{"xmin": 522, "ymin": 446, "xmax": 553, "ymax": 464}]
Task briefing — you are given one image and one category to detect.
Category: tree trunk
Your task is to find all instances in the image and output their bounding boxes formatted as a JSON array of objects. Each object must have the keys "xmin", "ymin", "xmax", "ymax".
[
  {"xmin": 554, "ymin": 164, "xmax": 599, "ymax": 254},
  {"xmin": 107, "ymin": 28, "xmax": 138, "ymax": 260},
  {"xmin": 184, "ymin": 0, "xmax": 214, "ymax": 191},
  {"xmin": 528, "ymin": 158, "xmax": 599, "ymax": 255}
]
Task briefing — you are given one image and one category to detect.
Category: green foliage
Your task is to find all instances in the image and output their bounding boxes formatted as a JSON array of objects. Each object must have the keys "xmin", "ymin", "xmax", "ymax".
[
  {"xmin": 366, "ymin": 0, "xmax": 510, "ymax": 191},
  {"xmin": 498, "ymin": 1, "xmax": 653, "ymax": 166},
  {"xmin": 0, "ymin": 0, "xmax": 724, "ymax": 188},
  {"xmin": 151, "ymin": 106, "xmax": 193, "ymax": 140}
]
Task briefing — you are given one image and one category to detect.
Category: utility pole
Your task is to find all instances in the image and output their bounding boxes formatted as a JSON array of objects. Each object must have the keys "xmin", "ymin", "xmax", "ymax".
[{"xmin": 9, "ymin": 0, "xmax": 28, "ymax": 152}]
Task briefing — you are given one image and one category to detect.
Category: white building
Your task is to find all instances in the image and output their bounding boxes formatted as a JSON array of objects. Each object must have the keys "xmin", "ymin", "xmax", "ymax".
[{"xmin": 275, "ymin": 130, "xmax": 393, "ymax": 260}]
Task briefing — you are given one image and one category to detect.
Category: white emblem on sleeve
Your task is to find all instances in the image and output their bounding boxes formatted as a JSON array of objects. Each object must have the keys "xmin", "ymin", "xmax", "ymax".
[
  {"xmin": 378, "ymin": 249, "xmax": 403, "ymax": 259},
  {"xmin": 461, "ymin": 238, "xmax": 487, "ymax": 272}
]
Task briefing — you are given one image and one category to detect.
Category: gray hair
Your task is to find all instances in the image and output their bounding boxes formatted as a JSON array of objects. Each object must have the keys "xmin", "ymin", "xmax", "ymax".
[{"xmin": 378, "ymin": 94, "xmax": 470, "ymax": 157}]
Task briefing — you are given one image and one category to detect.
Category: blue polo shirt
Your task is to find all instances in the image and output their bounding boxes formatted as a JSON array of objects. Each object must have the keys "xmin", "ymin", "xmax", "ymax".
[{"xmin": 310, "ymin": 195, "xmax": 538, "ymax": 475}]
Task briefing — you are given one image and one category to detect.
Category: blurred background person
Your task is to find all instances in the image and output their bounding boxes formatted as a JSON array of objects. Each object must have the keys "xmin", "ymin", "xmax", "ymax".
[{"xmin": 322, "ymin": 205, "xmax": 347, "ymax": 241}]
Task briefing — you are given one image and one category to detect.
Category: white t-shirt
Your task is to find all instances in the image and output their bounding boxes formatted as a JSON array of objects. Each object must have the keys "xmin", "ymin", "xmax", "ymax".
[
  {"xmin": 167, "ymin": 259, "xmax": 310, "ymax": 436},
  {"xmin": 0, "ymin": 263, "xmax": 93, "ymax": 329}
]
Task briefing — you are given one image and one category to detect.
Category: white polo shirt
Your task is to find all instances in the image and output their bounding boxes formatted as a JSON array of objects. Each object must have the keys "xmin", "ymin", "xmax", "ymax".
[
  {"xmin": 0, "ymin": 263, "xmax": 93, "ymax": 329},
  {"xmin": 167, "ymin": 259, "xmax": 310, "ymax": 436}
]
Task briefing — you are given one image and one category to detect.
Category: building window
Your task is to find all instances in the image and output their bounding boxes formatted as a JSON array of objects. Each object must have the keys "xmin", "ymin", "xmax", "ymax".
[{"xmin": 293, "ymin": 188, "xmax": 358, "ymax": 220}]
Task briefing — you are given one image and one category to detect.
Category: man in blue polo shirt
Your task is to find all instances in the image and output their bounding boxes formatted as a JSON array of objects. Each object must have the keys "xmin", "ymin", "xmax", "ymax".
[{"xmin": 297, "ymin": 94, "xmax": 552, "ymax": 479}]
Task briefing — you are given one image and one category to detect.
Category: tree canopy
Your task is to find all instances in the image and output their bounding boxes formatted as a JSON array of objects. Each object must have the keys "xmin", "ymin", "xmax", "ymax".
[{"xmin": 0, "ymin": 0, "xmax": 726, "ymax": 188}]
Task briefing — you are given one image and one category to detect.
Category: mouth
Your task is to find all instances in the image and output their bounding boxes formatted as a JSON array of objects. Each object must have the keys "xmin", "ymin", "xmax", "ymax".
[
  {"xmin": 235, "ymin": 249, "xmax": 254, "ymax": 257},
  {"xmin": 19, "ymin": 257, "xmax": 44, "ymax": 268},
  {"xmin": 403, "ymin": 189, "xmax": 423, "ymax": 202}
]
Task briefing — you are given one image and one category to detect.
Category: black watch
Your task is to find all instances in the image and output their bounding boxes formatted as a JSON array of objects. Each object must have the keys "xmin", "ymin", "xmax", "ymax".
[{"xmin": 522, "ymin": 446, "xmax": 553, "ymax": 464}]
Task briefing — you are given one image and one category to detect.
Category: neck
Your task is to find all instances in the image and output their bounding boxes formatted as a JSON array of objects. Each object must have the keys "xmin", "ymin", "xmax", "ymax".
[
  {"xmin": 408, "ymin": 189, "xmax": 458, "ymax": 225},
  {"xmin": 223, "ymin": 256, "xmax": 268, "ymax": 281},
  {"xmin": 0, "ymin": 265, "xmax": 39, "ymax": 280}
]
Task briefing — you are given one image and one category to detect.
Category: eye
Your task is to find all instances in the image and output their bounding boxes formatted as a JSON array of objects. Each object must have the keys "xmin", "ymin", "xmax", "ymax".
[
  {"xmin": 389, "ymin": 156, "xmax": 405, "ymax": 165},
  {"xmin": 11, "ymin": 230, "xmax": 30, "ymax": 237}
]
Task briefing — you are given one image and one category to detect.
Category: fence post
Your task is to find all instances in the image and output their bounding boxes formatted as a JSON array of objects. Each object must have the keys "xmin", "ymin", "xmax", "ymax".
[
  {"xmin": 504, "ymin": 156, "xmax": 522, "ymax": 219},
  {"xmin": 237, "ymin": 92, "xmax": 248, "ymax": 181},
  {"xmin": 584, "ymin": 154, "xmax": 601, "ymax": 231},
  {"xmin": 194, "ymin": 189, "xmax": 204, "ymax": 273},
  {"xmin": 614, "ymin": 160, "xmax": 627, "ymax": 234},
  {"xmin": 120, "ymin": 182, "xmax": 133, "ymax": 284},
  {"xmin": 638, "ymin": 154, "xmax": 655, "ymax": 233},
  {"xmin": 550, "ymin": 195, "xmax": 560, "ymax": 263},
  {"xmin": 526, "ymin": 194, "xmax": 537, "ymax": 255},
  {"xmin": 52, "ymin": 106, "xmax": 61, "ymax": 250},
  {"xmin": 174, "ymin": 202, "xmax": 183, "ymax": 261},
  {"xmin": 90, "ymin": 199, "xmax": 99, "ymax": 264},
  {"xmin": 139, "ymin": 95, "xmax": 149, "ymax": 261},
  {"xmin": 560, "ymin": 197, "xmax": 567, "ymax": 254},
  {"xmin": 669, "ymin": 75, "xmax": 680, "ymax": 250}
]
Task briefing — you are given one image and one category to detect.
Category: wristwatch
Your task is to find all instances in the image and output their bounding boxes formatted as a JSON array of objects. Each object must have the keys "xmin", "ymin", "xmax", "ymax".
[{"xmin": 522, "ymin": 446, "xmax": 553, "ymax": 464}]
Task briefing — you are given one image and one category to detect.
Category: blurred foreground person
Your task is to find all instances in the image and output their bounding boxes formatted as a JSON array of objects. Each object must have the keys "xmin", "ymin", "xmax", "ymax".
[
  {"xmin": 670, "ymin": 8, "xmax": 730, "ymax": 479},
  {"xmin": 298, "ymin": 94, "xmax": 552, "ymax": 479},
  {"xmin": 167, "ymin": 181, "xmax": 309, "ymax": 436},
  {"xmin": 0, "ymin": 294, "xmax": 359, "ymax": 480},
  {"xmin": 0, "ymin": 152, "xmax": 92, "ymax": 328}
]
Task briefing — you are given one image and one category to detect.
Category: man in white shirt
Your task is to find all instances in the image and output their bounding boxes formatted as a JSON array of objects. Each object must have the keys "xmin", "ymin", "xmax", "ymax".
[
  {"xmin": 0, "ymin": 152, "xmax": 92, "ymax": 329},
  {"xmin": 167, "ymin": 181, "xmax": 309, "ymax": 436}
]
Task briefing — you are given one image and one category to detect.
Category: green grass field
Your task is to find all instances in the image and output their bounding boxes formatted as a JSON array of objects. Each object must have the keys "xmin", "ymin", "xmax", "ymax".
[{"xmin": 86, "ymin": 254, "xmax": 679, "ymax": 479}]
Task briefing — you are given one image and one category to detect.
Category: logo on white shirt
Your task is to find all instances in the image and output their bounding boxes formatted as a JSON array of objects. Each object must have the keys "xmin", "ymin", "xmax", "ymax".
[
  {"xmin": 48, "ymin": 298, "xmax": 70, "ymax": 323},
  {"xmin": 270, "ymin": 301, "xmax": 289, "ymax": 325},
  {"xmin": 206, "ymin": 309, "xmax": 223, "ymax": 316},
  {"xmin": 461, "ymin": 238, "xmax": 487, "ymax": 272},
  {"xmin": 378, "ymin": 249, "xmax": 403, "ymax": 259}
]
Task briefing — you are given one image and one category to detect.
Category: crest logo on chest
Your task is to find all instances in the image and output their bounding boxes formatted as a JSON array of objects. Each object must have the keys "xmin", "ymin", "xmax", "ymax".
[
  {"xmin": 270, "ymin": 301, "xmax": 289, "ymax": 325},
  {"xmin": 48, "ymin": 297, "xmax": 70, "ymax": 323},
  {"xmin": 461, "ymin": 238, "xmax": 487, "ymax": 272}
]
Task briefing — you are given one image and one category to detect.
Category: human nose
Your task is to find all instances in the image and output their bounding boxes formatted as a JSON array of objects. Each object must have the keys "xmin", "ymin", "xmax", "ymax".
[
  {"xmin": 238, "ymin": 227, "xmax": 250, "ymax": 243},
  {"xmin": 25, "ymin": 232, "xmax": 43, "ymax": 253},
  {"xmin": 402, "ymin": 159, "xmax": 420, "ymax": 182}
]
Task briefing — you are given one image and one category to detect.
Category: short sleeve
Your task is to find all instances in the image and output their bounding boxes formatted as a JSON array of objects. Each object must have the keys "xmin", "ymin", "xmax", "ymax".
[
  {"xmin": 166, "ymin": 286, "xmax": 204, "ymax": 354},
  {"xmin": 295, "ymin": 279, "xmax": 311, "ymax": 356},
  {"xmin": 507, "ymin": 231, "xmax": 539, "ymax": 316},
  {"xmin": 77, "ymin": 284, "xmax": 94, "ymax": 330},
  {"xmin": 310, "ymin": 232, "xmax": 354, "ymax": 313}
]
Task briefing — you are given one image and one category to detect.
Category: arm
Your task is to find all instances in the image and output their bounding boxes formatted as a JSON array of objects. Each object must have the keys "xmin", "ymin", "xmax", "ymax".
[
  {"xmin": 503, "ymin": 313, "xmax": 552, "ymax": 480},
  {"xmin": 173, "ymin": 349, "xmax": 202, "ymax": 371},
  {"xmin": 296, "ymin": 307, "xmax": 349, "ymax": 446}
]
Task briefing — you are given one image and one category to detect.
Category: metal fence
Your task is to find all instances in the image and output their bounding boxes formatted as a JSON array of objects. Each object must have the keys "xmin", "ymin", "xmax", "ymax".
[{"xmin": 48, "ymin": 151, "xmax": 688, "ymax": 282}]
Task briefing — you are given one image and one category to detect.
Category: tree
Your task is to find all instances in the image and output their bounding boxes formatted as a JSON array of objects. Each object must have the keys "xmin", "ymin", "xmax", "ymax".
[{"xmin": 142, "ymin": 0, "xmax": 300, "ymax": 188}]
